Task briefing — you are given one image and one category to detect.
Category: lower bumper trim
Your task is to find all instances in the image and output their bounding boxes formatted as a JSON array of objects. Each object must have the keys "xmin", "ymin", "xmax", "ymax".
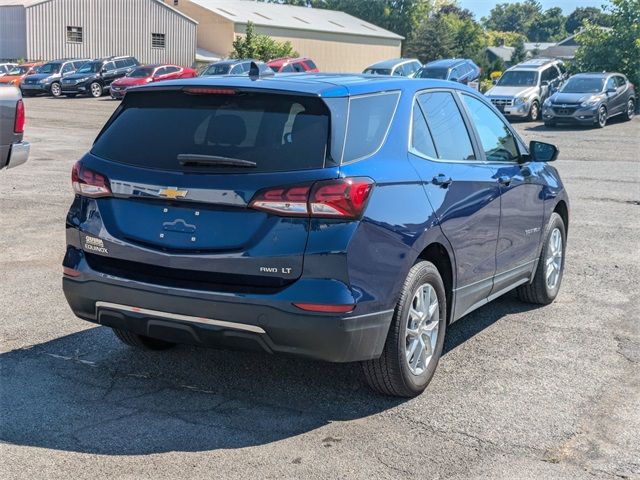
[{"xmin": 96, "ymin": 301, "xmax": 266, "ymax": 334}]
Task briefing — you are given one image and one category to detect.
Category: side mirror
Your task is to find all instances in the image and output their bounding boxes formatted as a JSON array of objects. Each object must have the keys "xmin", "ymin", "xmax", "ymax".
[
  {"xmin": 541, "ymin": 80, "xmax": 550, "ymax": 87},
  {"xmin": 528, "ymin": 140, "xmax": 558, "ymax": 162},
  {"xmin": 449, "ymin": 77, "xmax": 458, "ymax": 82},
  {"xmin": 606, "ymin": 87, "xmax": 616, "ymax": 94},
  {"xmin": 492, "ymin": 79, "xmax": 498, "ymax": 85}
]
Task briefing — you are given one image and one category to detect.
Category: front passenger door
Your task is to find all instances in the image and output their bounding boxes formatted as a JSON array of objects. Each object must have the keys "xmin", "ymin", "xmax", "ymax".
[
  {"xmin": 460, "ymin": 94, "xmax": 545, "ymax": 295},
  {"xmin": 408, "ymin": 91, "xmax": 501, "ymax": 320}
]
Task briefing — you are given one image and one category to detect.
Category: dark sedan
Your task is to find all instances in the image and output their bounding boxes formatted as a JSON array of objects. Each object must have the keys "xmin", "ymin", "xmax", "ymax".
[{"xmin": 542, "ymin": 72, "xmax": 636, "ymax": 127}]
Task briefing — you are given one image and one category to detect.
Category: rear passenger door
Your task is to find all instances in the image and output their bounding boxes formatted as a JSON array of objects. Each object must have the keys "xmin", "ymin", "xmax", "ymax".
[
  {"xmin": 408, "ymin": 90, "xmax": 501, "ymax": 321},
  {"xmin": 612, "ymin": 75, "xmax": 628, "ymax": 114},
  {"xmin": 460, "ymin": 93, "xmax": 544, "ymax": 294}
]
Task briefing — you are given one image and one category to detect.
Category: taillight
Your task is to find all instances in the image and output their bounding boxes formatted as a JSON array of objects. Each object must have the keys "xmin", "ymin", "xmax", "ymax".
[
  {"xmin": 250, "ymin": 177, "xmax": 373, "ymax": 219},
  {"xmin": 14, "ymin": 99, "xmax": 25, "ymax": 133},
  {"xmin": 71, "ymin": 161, "xmax": 111, "ymax": 197}
]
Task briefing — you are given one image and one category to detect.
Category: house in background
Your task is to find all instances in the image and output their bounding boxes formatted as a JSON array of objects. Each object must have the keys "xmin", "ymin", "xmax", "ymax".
[
  {"xmin": 166, "ymin": 0, "xmax": 403, "ymax": 72},
  {"xmin": 0, "ymin": 0, "xmax": 197, "ymax": 65}
]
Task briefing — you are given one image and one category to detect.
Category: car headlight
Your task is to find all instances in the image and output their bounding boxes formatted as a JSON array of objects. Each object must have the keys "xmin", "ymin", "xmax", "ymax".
[
  {"xmin": 580, "ymin": 97, "xmax": 600, "ymax": 108},
  {"xmin": 543, "ymin": 98, "xmax": 552, "ymax": 107},
  {"xmin": 514, "ymin": 96, "xmax": 529, "ymax": 105}
]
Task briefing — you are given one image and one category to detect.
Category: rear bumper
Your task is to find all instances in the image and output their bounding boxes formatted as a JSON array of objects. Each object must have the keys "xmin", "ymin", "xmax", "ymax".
[
  {"xmin": 62, "ymin": 257, "xmax": 393, "ymax": 363},
  {"xmin": 5, "ymin": 142, "xmax": 29, "ymax": 169}
]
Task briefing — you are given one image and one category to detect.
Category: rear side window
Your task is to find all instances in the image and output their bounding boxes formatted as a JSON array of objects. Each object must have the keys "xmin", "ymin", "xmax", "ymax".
[
  {"xmin": 92, "ymin": 91, "xmax": 330, "ymax": 173},
  {"xmin": 343, "ymin": 92, "xmax": 400, "ymax": 162},
  {"xmin": 418, "ymin": 92, "xmax": 475, "ymax": 161},
  {"xmin": 115, "ymin": 60, "xmax": 127, "ymax": 68},
  {"xmin": 411, "ymin": 102, "xmax": 437, "ymax": 158}
]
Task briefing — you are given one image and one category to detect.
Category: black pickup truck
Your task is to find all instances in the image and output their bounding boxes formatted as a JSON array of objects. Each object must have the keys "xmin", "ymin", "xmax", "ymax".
[{"xmin": 1, "ymin": 85, "xmax": 29, "ymax": 169}]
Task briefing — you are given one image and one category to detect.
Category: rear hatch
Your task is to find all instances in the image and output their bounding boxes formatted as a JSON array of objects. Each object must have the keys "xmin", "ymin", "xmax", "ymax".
[{"xmin": 81, "ymin": 88, "xmax": 341, "ymax": 289}]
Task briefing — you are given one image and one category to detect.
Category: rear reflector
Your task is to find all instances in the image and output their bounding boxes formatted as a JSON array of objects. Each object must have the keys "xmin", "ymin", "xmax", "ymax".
[
  {"xmin": 184, "ymin": 87, "xmax": 236, "ymax": 95},
  {"xmin": 250, "ymin": 177, "xmax": 373, "ymax": 219},
  {"xmin": 293, "ymin": 303, "xmax": 355, "ymax": 313},
  {"xmin": 14, "ymin": 99, "xmax": 25, "ymax": 133},
  {"xmin": 72, "ymin": 161, "xmax": 112, "ymax": 197},
  {"xmin": 63, "ymin": 267, "xmax": 80, "ymax": 277}
]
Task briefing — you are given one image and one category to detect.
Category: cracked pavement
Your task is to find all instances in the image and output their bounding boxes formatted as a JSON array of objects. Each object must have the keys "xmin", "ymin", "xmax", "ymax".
[{"xmin": 1, "ymin": 96, "xmax": 639, "ymax": 479}]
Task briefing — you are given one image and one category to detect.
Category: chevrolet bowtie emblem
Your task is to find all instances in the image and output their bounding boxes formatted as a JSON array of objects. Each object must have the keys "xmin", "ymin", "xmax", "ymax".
[{"xmin": 158, "ymin": 187, "xmax": 188, "ymax": 199}]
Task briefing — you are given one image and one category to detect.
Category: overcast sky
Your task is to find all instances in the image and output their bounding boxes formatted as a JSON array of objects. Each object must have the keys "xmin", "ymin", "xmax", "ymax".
[{"xmin": 458, "ymin": 0, "xmax": 607, "ymax": 20}]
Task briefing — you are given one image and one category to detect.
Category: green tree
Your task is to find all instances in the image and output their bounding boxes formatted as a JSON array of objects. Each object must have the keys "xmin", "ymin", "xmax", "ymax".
[
  {"xmin": 527, "ymin": 7, "xmax": 567, "ymax": 42},
  {"xmin": 511, "ymin": 37, "xmax": 527, "ymax": 63},
  {"xmin": 565, "ymin": 6, "xmax": 610, "ymax": 34},
  {"xmin": 405, "ymin": 13, "xmax": 455, "ymax": 62},
  {"xmin": 231, "ymin": 22, "xmax": 298, "ymax": 61},
  {"xmin": 573, "ymin": 0, "xmax": 640, "ymax": 87},
  {"xmin": 482, "ymin": 0, "xmax": 542, "ymax": 34}
]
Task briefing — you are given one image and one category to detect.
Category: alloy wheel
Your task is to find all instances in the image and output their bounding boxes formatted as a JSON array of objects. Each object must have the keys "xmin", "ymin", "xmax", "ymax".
[
  {"xmin": 545, "ymin": 227, "xmax": 563, "ymax": 290},
  {"xmin": 91, "ymin": 83, "xmax": 102, "ymax": 97},
  {"xmin": 628, "ymin": 100, "xmax": 635, "ymax": 119},
  {"xmin": 405, "ymin": 283, "xmax": 439, "ymax": 376},
  {"xmin": 530, "ymin": 102, "xmax": 539, "ymax": 121},
  {"xmin": 598, "ymin": 107, "xmax": 607, "ymax": 127},
  {"xmin": 51, "ymin": 82, "xmax": 61, "ymax": 97}
]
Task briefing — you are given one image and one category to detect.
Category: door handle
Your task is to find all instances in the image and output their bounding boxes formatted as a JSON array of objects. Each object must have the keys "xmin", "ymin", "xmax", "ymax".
[
  {"xmin": 432, "ymin": 174, "xmax": 453, "ymax": 188},
  {"xmin": 497, "ymin": 175, "xmax": 512, "ymax": 186}
]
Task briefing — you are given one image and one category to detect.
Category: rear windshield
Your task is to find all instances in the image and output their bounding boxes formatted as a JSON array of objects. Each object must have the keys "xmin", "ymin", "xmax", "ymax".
[
  {"xmin": 202, "ymin": 64, "xmax": 231, "ymax": 76},
  {"xmin": 92, "ymin": 91, "xmax": 330, "ymax": 173},
  {"xmin": 129, "ymin": 67, "xmax": 153, "ymax": 78},
  {"xmin": 364, "ymin": 68, "xmax": 391, "ymax": 76},
  {"xmin": 418, "ymin": 68, "xmax": 448, "ymax": 79}
]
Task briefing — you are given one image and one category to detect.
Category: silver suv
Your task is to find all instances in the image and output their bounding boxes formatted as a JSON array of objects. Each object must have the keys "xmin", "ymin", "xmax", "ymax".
[{"xmin": 485, "ymin": 59, "xmax": 567, "ymax": 121}]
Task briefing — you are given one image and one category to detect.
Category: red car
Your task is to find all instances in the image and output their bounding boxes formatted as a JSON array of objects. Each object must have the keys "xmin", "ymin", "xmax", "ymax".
[
  {"xmin": 267, "ymin": 57, "xmax": 319, "ymax": 73},
  {"xmin": 110, "ymin": 64, "xmax": 197, "ymax": 99}
]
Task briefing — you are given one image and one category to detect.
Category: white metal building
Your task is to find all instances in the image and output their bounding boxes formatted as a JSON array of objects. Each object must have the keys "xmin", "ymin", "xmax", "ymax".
[{"xmin": 0, "ymin": 0, "xmax": 197, "ymax": 65}]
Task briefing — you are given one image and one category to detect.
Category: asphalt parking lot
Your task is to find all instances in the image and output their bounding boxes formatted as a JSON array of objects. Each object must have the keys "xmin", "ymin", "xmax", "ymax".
[{"xmin": 1, "ymin": 96, "xmax": 639, "ymax": 480}]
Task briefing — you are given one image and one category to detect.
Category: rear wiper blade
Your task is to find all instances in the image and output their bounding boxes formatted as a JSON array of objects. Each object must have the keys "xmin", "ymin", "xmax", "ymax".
[{"xmin": 177, "ymin": 154, "xmax": 256, "ymax": 168}]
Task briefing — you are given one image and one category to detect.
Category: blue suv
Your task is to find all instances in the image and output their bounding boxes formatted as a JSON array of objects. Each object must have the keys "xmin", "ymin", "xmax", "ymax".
[{"xmin": 63, "ymin": 73, "xmax": 569, "ymax": 397}]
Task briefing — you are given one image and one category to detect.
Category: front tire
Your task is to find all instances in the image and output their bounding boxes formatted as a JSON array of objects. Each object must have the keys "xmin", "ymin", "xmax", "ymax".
[
  {"xmin": 89, "ymin": 82, "xmax": 103, "ymax": 98},
  {"xmin": 50, "ymin": 81, "xmax": 62, "ymax": 97},
  {"xmin": 527, "ymin": 100, "xmax": 540, "ymax": 121},
  {"xmin": 517, "ymin": 212, "xmax": 566, "ymax": 305},
  {"xmin": 596, "ymin": 105, "xmax": 607, "ymax": 128},
  {"xmin": 362, "ymin": 261, "xmax": 447, "ymax": 397},
  {"xmin": 112, "ymin": 328, "xmax": 176, "ymax": 350},
  {"xmin": 623, "ymin": 98, "xmax": 635, "ymax": 121}
]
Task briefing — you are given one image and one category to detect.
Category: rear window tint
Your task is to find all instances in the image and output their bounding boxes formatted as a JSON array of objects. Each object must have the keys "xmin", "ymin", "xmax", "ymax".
[
  {"xmin": 343, "ymin": 92, "xmax": 400, "ymax": 162},
  {"xmin": 92, "ymin": 91, "xmax": 330, "ymax": 173},
  {"xmin": 418, "ymin": 91, "xmax": 475, "ymax": 161}
]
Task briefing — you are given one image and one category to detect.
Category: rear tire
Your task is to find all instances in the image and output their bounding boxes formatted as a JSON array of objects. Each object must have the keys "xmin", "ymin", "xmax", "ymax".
[
  {"xmin": 362, "ymin": 261, "xmax": 447, "ymax": 397},
  {"xmin": 517, "ymin": 212, "xmax": 566, "ymax": 305},
  {"xmin": 112, "ymin": 328, "xmax": 176, "ymax": 350},
  {"xmin": 623, "ymin": 98, "xmax": 635, "ymax": 121}
]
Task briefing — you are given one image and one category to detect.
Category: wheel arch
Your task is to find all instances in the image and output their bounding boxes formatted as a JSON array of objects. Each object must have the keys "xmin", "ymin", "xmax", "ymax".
[
  {"xmin": 417, "ymin": 242, "xmax": 454, "ymax": 324},
  {"xmin": 553, "ymin": 199, "xmax": 569, "ymax": 234}
]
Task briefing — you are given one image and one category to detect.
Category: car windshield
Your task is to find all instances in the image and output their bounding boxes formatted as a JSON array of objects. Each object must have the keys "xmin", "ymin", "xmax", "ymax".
[
  {"xmin": 7, "ymin": 66, "xmax": 29, "ymax": 75},
  {"xmin": 497, "ymin": 70, "xmax": 538, "ymax": 87},
  {"xmin": 202, "ymin": 64, "xmax": 231, "ymax": 76},
  {"xmin": 37, "ymin": 63, "xmax": 61, "ymax": 74},
  {"xmin": 364, "ymin": 68, "xmax": 392, "ymax": 75},
  {"xmin": 417, "ymin": 68, "xmax": 449, "ymax": 80},
  {"xmin": 76, "ymin": 62, "xmax": 101, "ymax": 74},
  {"xmin": 560, "ymin": 77, "xmax": 605, "ymax": 93},
  {"xmin": 128, "ymin": 67, "xmax": 153, "ymax": 78}
]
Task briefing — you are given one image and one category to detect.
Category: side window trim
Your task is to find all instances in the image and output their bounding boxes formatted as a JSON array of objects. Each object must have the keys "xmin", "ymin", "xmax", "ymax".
[{"xmin": 456, "ymin": 91, "xmax": 527, "ymax": 163}]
